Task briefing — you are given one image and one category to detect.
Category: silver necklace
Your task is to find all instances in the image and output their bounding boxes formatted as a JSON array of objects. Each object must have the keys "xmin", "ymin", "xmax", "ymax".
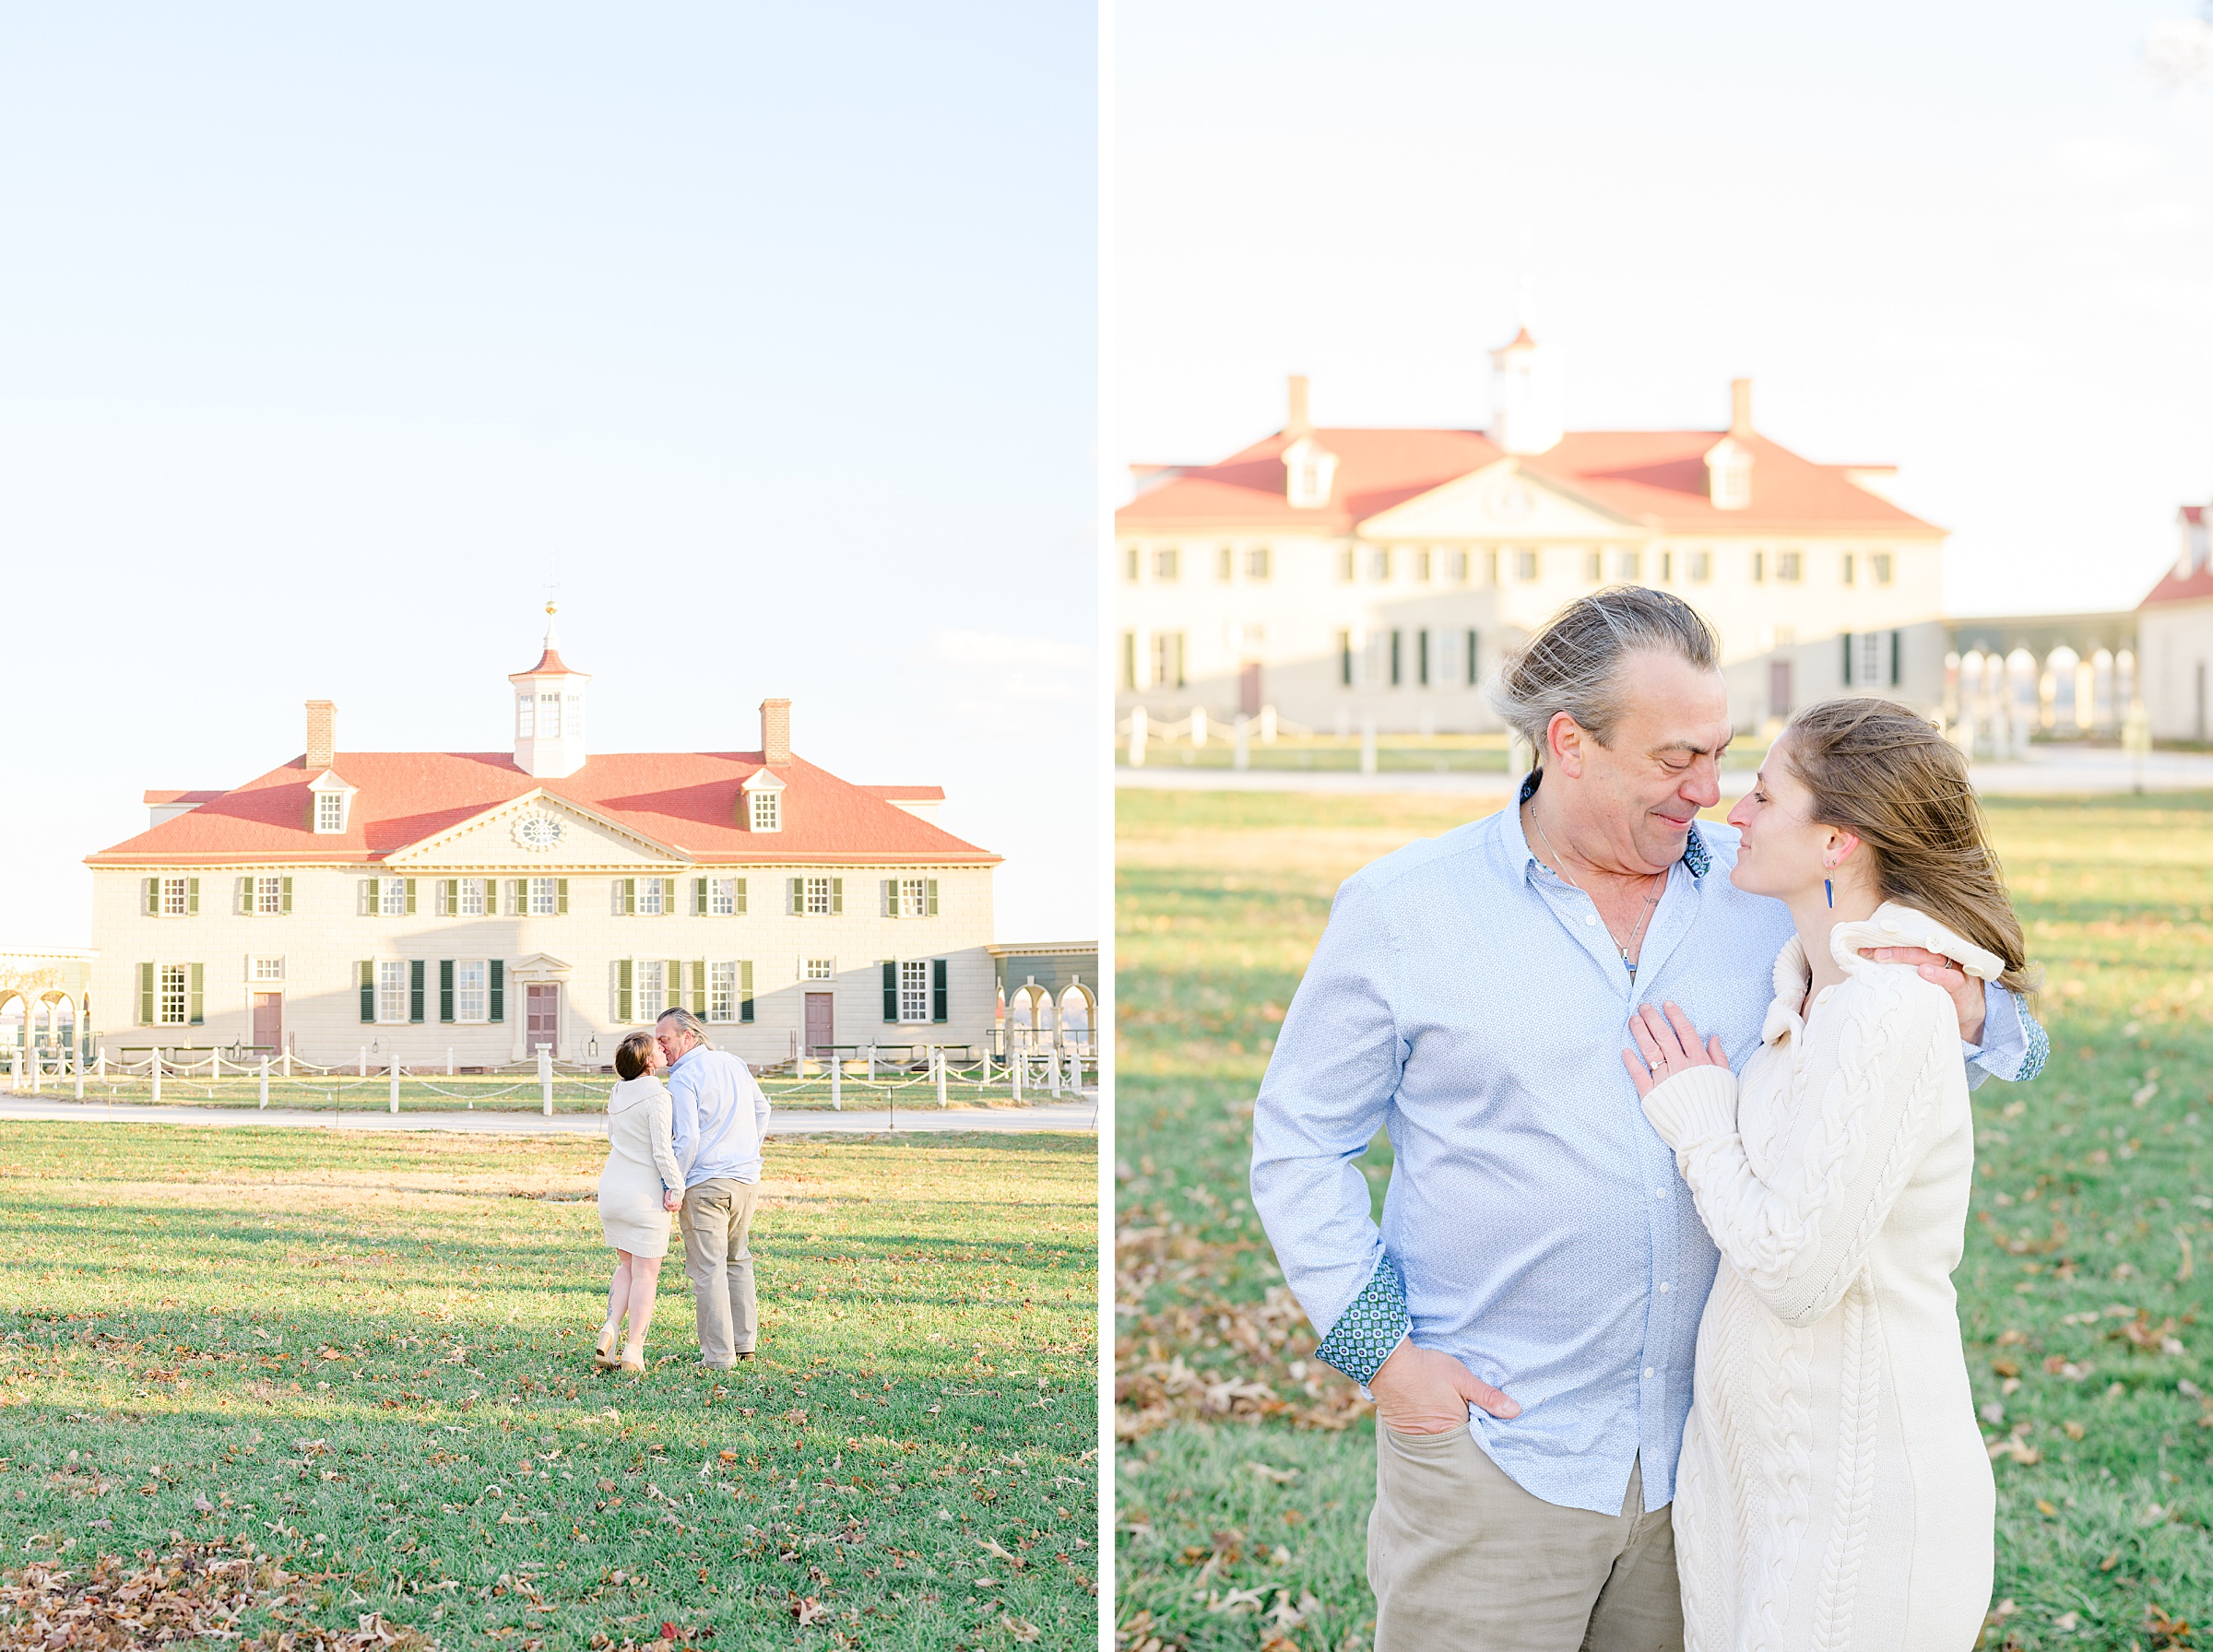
[{"xmin": 1531, "ymin": 813, "xmax": 1667, "ymax": 974}]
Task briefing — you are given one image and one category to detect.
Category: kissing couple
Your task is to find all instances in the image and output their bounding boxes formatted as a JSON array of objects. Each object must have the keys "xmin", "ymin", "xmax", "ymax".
[{"xmin": 1252, "ymin": 587, "xmax": 2047, "ymax": 1650}]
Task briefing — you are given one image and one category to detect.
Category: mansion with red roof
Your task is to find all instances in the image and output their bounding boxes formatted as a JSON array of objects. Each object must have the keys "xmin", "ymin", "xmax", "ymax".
[
  {"xmin": 85, "ymin": 614, "xmax": 1002, "ymax": 1067},
  {"xmin": 2141, "ymin": 506, "xmax": 2213, "ymax": 740},
  {"xmin": 1117, "ymin": 330, "xmax": 1949, "ymax": 736}
]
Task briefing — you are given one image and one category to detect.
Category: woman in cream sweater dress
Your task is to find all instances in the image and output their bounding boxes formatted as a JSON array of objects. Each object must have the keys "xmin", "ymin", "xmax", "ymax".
[
  {"xmin": 595, "ymin": 1030, "xmax": 683, "ymax": 1375},
  {"xmin": 1623, "ymin": 701, "xmax": 2032, "ymax": 1652}
]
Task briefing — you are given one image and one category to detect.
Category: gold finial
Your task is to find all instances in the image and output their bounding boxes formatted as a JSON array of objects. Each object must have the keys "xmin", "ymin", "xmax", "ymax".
[{"xmin": 546, "ymin": 600, "xmax": 558, "ymax": 617}]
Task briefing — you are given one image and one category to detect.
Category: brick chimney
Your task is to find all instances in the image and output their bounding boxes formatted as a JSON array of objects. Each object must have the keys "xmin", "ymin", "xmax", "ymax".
[
  {"xmin": 305, "ymin": 700, "xmax": 336, "ymax": 771},
  {"xmin": 1730, "ymin": 378, "xmax": 1753, "ymax": 437},
  {"xmin": 760, "ymin": 698, "xmax": 791, "ymax": 765},
  {"xmin": 1285, "ymin": 374, "xmax": 1311, "ymax": 438}
]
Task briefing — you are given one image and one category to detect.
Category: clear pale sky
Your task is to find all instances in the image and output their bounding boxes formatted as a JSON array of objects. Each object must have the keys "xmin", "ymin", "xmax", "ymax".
[
  {"xmin": 1117, "ymin": 0, "xmax": 2213, "ymax": 618},
  {"xmin": 0, "ymin": 5, "xmax": 1096, "ymax": 949}
]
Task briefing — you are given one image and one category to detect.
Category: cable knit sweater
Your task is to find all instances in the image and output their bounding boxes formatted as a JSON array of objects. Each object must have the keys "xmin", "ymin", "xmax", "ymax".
[{"xmin": 1640, "ymin": 903, "xmax": 1999, "ymax": 1652}]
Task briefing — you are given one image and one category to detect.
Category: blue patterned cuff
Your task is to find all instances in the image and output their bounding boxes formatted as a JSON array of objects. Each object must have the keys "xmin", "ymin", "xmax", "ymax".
[
  {"xmin": 2017, "ymin": 1013, "xmax": 2050, "ymax": 1083},
  {"xmin": 1315, "ymin": 1255, "xmax": 1413, "ymax": 1386}
]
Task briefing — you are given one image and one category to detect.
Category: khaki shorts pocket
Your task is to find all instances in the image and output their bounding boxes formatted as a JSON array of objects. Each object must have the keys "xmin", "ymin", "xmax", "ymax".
[{"xmin": 1380, "ymin": 1422, "xmax": 1468, "ymax": 1456}]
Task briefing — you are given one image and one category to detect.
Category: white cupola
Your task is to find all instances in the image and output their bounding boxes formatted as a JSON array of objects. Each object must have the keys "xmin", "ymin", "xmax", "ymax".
[
  {"xmin": 1489, "ymin": 325, "xmax": 1563, "ymax": 455},
  {"xmin": 1280, "ymin": 374, "xmax": 1338, "ymax": 509},
  {"xmin": 508, "ymin": 603, "xmax": 591, "ymax": 779}
]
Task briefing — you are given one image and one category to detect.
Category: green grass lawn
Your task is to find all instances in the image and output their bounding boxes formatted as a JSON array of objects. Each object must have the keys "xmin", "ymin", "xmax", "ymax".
[
  {"xmin": 0, "ymin": 1124, "xmax": 1098, "ymax": 1649},
  {"xmin": 1114, "ymin": 787, "xmax": 2213, "ymax": 1652}
]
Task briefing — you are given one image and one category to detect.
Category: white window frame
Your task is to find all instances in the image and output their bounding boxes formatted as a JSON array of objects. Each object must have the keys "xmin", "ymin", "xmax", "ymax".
[
  {"xmin": 900, "ymin": 877, "xmax": 929, "ymax": 919},
  {"xmin": 1153, "ymin": 545, "xmax": 1179, "ymax": 581},
  {"xmin": 710, "ymin": 878, "xmax": 737, "ymax": 916},
  {"xmin": 376, "ymin": 960, "xmax": 408, "ymax": 1024},
  {"xmin": 159, "ymin": 964, "xmax": 189, "ymax": 1026},
  {"xmin": 1367, "ymin": 548, "xmax": 1391, "ymax": 582},
  {"xmin": 898, "ymin": 959, "xmax": 930, "ymax": 1023},
  {"xmin": 708, "ymin": 961, "xmax": 737, "ymax": 1022},
  {"xmin": 251, "ymin": 956, "xmax": 284, "ymax": 983},
  {"xmin": 1514, "ymin": 549, "xmax": 1539, "ymax": 582},
  {"xmin": 516, "ymin": 694, "xmax": 536, "ymax": 739},
  {"xmin": 379, "ymin": 878, "xmax": 406, "ymax": 917},
  {"xmin": 456, "ymin": 959, "xmax": 489, "ymax": 1024},
  {"xmin": 635, "ymin": 960, "xmax": 667, "ymax": 1021},
  {"xmin": 538, "ymin": 691, "xmax": 562, "ymax": 738},
  {"xmin": 1689, "ymin": 549, "xmax": 1711, "ymax": 583},
  {"xmin": 529, "ymin": 877, "xmax": 559, "ymax": 916},
  {"xmin": 637, "ymin": 879, "xmax": 664, "ymax": 915},
  {"xmin": 1615, "ymin": 549, "xmax": 1641, "ymax": 580},
  {"xmin": 803, "ymin": 877, "xmax": 833, "ymax": 916},
  {"xmin": 805, "ymin": 958, "xmax": 834, "ymax": 981},
  {"xmin": 1856, "ymin": 631, "xmax": 1888, "ymax": 688},
  {"xmin": 161, "ymin": 878, "xmax": 189, "ymax": 917},
  {"xmin": 254, "ymin": 877, "xmax": 283, "ymax": 914},
  {"xmin": 1245, "ymin": 545, "xmax": 1271, "ymax": 580},
  {"xmin": 315, "ymin": 792, "xmax": 345, "ymax": 832},
  {"xmin": 1873, "ymin": 551, "xmax": 1894, "ymax": 585},
  {"xmin": 751, "ymin": 791, "xmax": 781, "ymax": 832},
  {"xmin": 460, "ymin": 878, "xmax": 487, "ymax": 916},
  {"xmin": 1777, "ymin": 550, "xmax": 1803, "ymax": 583}
]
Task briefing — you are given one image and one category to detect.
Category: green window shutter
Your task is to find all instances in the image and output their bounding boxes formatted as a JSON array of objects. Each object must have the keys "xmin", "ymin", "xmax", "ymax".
[
  {"xmin": 882, "ymin": 960, "xmax": 898, "ymax": 1022},
  {"xmin": 238, "ymin": 876, "xmax": 254, "ymax": 916},
  {"xmin": 787, "ymin": 878, "xmax": 800, "ymax": 915},
  {"xmin": 623, "ymin": 878, "xmax": 636, "ymax": 916},
  {"xmin": 882, "ymin": 879, "xmax": 895, "ymax": 918},
  {"xmin": 693, "ymin": 877, "xmax": 707, "ymax": 915},
  {"xmin": 926, "ymin": 879, "xmax": 939, "ymax": 916},
  {"xmin": 138, "ymin": 962, "xmax": 155, "ymax": 1025},
  {"xmin": 1889, "ymin": 630, "xmax": 1902, "ymax": 688},
  {"xmin": 668, "ymin": 959, "xmax": 682, "ymax": 1011},
  {"xmin": 557, "ymin": 878, "xmax": 569, "ymax": 915},
  {"xmin": 360, "ymin": 961, "xmax": 374, "ymax": 1022},
  {"xmin": 443, "ymin": 879, "xmax": 458, "ymax": 916},
  {"xmin": 931, "ymin": 958, "xmax": 948, "ymax": 1023},
  {"xmin": 740, "ymin": 961, "xmax": 754, "ymax": 1022},
  {"xmin": 187, "ymin": 878, "xmax": 199, "ymax": 915},
  {"xmin": 734, "ymin": 878, "xmax": 748, "ymax": 915},
  {"xmin": 359, "ymin": 879, "xmax": 374, "ymax": 916},
  {"xmin": 281, "ymin": 876, "xmax": 293, "ymax": 914},
  {"xmin": 489, "ymin": 959, "xmax": 504, "ymax": 1022},
  {"xmin": 831, "ymin": 878, "xmax": 843, "ymax": 915},
  {"xmin": 439, "ymin": 960, "xmax": 455, "ymax": 1023},
  {"xmin": 405, "ymin": 879, "xmax": 418, "ymax": 915},
  {"xmin": 408, "ymin": 960, "xmax": 426, "ymax": 1022},
  {"xmin": 663, "ymin": 877, "xmax": 677, "ymax": 912},
  {"xmin": 618, "ymin": 960, "xmax": 633, "ymax": 1024},
  {"xmin": 691, "ymin": 959, "xmax": 706, "ymax": 1016},
  {"xmin": 188, "ymin": 963, "xmax": 205, "ymax": 1025},
  {"xmin": 1840, "ymin": 632, "xmax": 1853, "ymax": 686},
  {"xmin": 144, "ymin": 878, "xmax": 158, "ymax": 916}
]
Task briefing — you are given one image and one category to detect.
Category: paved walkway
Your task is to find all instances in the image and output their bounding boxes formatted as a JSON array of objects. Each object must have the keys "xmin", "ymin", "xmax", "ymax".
[
  {"xmin": 0, "ymin": 1094, "xmax": 1095, "ymax": 1137},
  {"xmin": 1118, "ymin": 746, "xmax": 2213, "ymax": 797}
]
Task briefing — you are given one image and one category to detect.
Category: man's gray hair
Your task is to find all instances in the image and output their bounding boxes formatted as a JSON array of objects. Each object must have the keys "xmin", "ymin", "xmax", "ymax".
[
  {"xmin": 1490, "ymin": 585, "xmax": 1721, "ymax": 756},
  {"xmin": 655, "ymin": 1006, "xmax": 711, "ymax": 1045}
]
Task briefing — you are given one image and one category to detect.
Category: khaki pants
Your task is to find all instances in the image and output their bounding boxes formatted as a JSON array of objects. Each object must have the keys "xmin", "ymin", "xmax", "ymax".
[
  {"xmin": 678, "ymin": 1178, "xmax": 760, "ymax": 1365},
  {"xmin": 1368, "ymin": 1425, "xmax": 1682, "ymax": 1652}
]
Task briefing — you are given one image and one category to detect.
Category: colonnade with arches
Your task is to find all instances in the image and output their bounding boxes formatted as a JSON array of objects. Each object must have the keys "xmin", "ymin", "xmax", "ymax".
[{"xmin": 1944, "ymin": 614, "xmax": 2139, "ymax": 760}]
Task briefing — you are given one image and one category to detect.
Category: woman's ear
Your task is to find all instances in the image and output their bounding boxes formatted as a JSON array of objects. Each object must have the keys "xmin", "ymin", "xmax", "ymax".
[{"xmin": 1828, "ymin": 830, "xmax": 1864, "ymax": 868}]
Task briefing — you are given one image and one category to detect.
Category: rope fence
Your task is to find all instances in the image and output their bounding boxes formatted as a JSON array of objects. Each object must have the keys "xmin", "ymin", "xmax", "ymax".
[{"xmin": 1, "ymin": 1042, "xmax": 1096, "ymax": 1116}]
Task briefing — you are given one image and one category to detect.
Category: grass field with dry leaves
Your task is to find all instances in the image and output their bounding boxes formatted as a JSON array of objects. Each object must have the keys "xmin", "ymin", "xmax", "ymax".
[
  {"xmin": 1116, "ymin": 787, "xmax": 2213, "ymax": 1652},
  {"xmin": 0, "ymin": 1124, "xmax": 1097, "ymax": 1650}
]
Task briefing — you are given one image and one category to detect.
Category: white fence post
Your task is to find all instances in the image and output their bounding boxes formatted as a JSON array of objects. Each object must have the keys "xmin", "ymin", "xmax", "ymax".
[
  {"xmin": 866, "ymin": 1044, "xmax": 875, "ymax": 1083},
  {"xmin": 539, "ymin": 1044, "xmax": 553, "ymax": 1117},
  {"xmin": 1069, "ymin": 1047, "xmax": 1081, "ymax": 1094},
  {"xmin": 359, "ymin": 1046, "xmax": 367, "ymax": 1078},
  {"xmin": 27, "ymin": 1046, "xmax": 37, "ymax": 1094},
  {"xmin": 1012, "ymin": 1051, "xmax": 1024, "ymax": 1104},
  {"xmin": 1048, "ymin": 1044, "xmax": 1062, "ymax": 1098},
  {"xmin": 259, "ymin": 1056, "xmax": 269, "ymax": 1110},
  {"xmin": 281, "ymin": 1047, "xmax": 291, "ymax": 1079},
  {"xmin": 935, "ymin": 1047, "xmax": 947, "ymax": 1108},
  {"xmin": 73, "ymin": 1053, "xmax": 83, "ymax": 1102},
  {"xmin": 1128, "ymin": 704, "xmax": 1148, "ymax": 768},
  {"xmin": 151, "ymin": 1049, "xmax": 162, "ymax": 1104},
  {"xmin": 96, "ymin": 1047, "xmax": 107, "ymax": 1083},
  {"xmin": 1360, "ymin": 715, "xmax": 1378, "ymax": 776},
  {"xmin": 447, "ymin": 1047, "xmax": 455, "ymax": 1077},
  {"xmin": 389, "ymin": 1061, "xmax": 401, "ymax": 1114},
  {"xmin": 830, "ymin": 1055, "xmax": 841, "ymax": 1112}
]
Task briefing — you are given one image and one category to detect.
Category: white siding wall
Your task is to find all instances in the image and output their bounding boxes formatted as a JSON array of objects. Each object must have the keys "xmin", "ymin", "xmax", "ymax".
[{"xmin": 89, "ymin": 864, "xmax": 996, "ymax": 1068}]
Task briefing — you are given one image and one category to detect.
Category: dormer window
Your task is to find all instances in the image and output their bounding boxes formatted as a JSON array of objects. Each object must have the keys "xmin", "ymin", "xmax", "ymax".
[
  {"xmin": 752, "ymin": 790, "xmax": 781, "ymax": 832},
  {"xmin": 1284, "ymin": 436, "xmax": 1337, "ymax": 509},
  {"xmin": 1705, "ymin": 438, "xmax": 1753, "ymax": 511},
  {"xmin": 742, "ymin": 767, "xmax": 786, "ymax": 832},
  {"xmin": 309, "ymin": 771, "xmax": 355, "ymax": 835}
]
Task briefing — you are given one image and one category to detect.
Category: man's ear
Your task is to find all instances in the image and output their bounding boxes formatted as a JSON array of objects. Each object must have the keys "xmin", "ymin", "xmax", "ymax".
[{"xmin": 1548, "ymin": 712, "xmax": 1587, "ymax": 778}]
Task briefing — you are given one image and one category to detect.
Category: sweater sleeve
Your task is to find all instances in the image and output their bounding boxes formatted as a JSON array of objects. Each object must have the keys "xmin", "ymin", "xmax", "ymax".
[
  {"xmin": 1641, "ymin": 974, "xmax": 1958, "ymax": 1329},
  {"xmin": 646, "ymin": 1088, "xmax": 682, "ymax": 1194}
]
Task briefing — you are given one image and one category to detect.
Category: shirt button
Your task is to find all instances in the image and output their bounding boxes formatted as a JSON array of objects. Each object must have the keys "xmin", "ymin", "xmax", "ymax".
[
  {"xmin": 1583, "ymin": 914, "xmax": 1598, "ymax": 926},
  {"xmin": 1652, "ymin": 1187, "xmax": 1665, "ymax": 1198},
  {"xmin": 1643, "ymin": 1367, "xmax": 1656, "ymax": 1379},
  {"xmin": 1658, "ymin": 1281, "xmax": 1670, "ymax": 1294}
]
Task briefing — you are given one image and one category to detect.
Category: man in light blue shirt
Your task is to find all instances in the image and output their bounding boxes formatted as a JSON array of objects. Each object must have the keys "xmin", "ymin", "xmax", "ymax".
[
  {"xmin": 1250, "ymin": 590, "xmax": 2044, "ymax": 1650},
  {"xmin": 657, "ymin": 1007, "xmax": 773, "ymax": 1366}
]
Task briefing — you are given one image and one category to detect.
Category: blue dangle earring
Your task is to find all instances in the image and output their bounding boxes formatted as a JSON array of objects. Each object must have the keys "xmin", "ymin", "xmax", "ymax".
[{"xmin": 1824, "ymin": 858, "xmax": 1835, "ymax": 909}]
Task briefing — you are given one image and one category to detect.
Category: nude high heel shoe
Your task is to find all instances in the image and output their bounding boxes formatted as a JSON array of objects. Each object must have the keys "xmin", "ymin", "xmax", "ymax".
[{"xmin": 593, "ymin": 1325, "xmax": 621, "ymax": 1369}]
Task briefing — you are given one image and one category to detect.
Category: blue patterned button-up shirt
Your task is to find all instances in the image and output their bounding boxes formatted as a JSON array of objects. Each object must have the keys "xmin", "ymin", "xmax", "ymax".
[{"xmin": 1249, "ymin": 781, "xmax": 2045, "ymax": 1516}]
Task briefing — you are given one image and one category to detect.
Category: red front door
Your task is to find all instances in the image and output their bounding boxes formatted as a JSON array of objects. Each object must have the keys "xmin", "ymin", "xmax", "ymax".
[
  {"xmin": 252, "ymin": 993, "xmax": 282, "ymax": 1051},
  {"xmin": 527, "ymin": 984, "xmax": 559, "ymax": 1055},
  {"xmin": 804, "ymin": 992, "xmax": 834, "ymax": 1056}
]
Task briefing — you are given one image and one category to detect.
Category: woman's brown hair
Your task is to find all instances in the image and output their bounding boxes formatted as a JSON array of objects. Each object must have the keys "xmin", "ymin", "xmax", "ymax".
[
  {"xmin": 614, "ymin": 1031, "xmax": 659, "ymax": 1082},
  {"xmin": 1781, "ymin": 698, "xmax": 2036, "ymax": 996}
]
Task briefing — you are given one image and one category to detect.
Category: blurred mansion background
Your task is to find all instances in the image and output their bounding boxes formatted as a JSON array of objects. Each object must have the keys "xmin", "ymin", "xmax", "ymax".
[{"xmin": 1117, "ymin": 329, "xmax": 2213, "ymax": 761}]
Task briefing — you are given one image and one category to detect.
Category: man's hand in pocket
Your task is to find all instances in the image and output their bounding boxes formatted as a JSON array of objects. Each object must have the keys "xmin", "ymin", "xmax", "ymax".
[{"xmin": 1367, "ymin": 1341, "xmax": 1519, "ymax": 1434}]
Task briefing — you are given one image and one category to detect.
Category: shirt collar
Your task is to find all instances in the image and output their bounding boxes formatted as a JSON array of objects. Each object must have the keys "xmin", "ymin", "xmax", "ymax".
[{"xmin": 1510, "ymin": 767, "xmax": 1712, "ymax": 881}]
